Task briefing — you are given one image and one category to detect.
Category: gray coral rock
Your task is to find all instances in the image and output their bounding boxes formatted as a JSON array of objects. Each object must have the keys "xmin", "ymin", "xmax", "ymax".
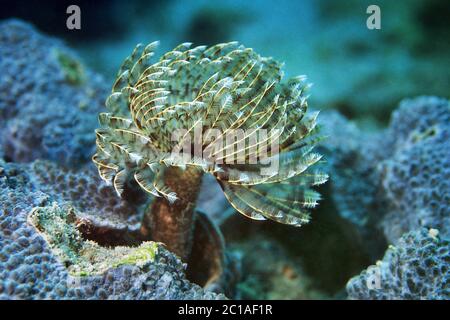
[
  {"xmin": 320, "ymin": 96, "xmax": 450, "ymax": 247},
  {"xmin": 347, "ymin": 228, "xmax": 450, "ymax": 300},
  {"xmin": 29, "ymin": 160, "xmax": 147, "ymax": 236},
  {"xmin": 317, "ymin": 111, "xmax": 388, "ymax": 256},
  {"xmin": 311, "ymin": 98, "xmax": 449, "ymax": 299},
  {"xmin": 379, "ymin": 96, "xmax": 450, "ymax": 243},
  {"xmin": 0, "ymin": 159, "xmax": 224, "ymax": 300},
  {"xmin": 319, "ymin": 111, "xmax": 382, "ymax": 229},
  {"xmin": 0, "ymin": 19, "xmax": 108, "ymax": 165}
]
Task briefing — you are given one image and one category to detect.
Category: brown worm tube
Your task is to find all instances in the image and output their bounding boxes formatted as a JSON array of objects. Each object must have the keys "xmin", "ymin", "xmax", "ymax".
[{"xmin": 141, "ymin": 166, "xmax": 203, "ymax": 262}]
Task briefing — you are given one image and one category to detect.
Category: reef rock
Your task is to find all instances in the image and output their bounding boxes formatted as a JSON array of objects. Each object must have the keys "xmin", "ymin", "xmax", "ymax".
[
  {"xmin": 29, "ymin": 160, "xmax": 147, "ymax": 239},
  {"xmin": 319, "ymin": 96, "xmax": 450, "ymax": 247},
  {"xmin": 347, "ymin": 228, "xmax": 450, "ymax": 300},
  {"xmin": 0, "ymin": 19, "xmax": 108, "ymax": 165},
  {"xmin": 317, "ymin": 110, "xmax": 387, "ymax": 256},
  {"xmin": 0, "ymin": 159, "xmax": 224, "ymax": 299},
  {"xmin": 379, "ymin": 96, "xmax": 450, "ymax": 243}
]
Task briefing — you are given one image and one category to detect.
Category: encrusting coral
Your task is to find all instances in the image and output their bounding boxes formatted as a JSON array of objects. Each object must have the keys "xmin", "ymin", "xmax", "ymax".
[
  {"xmin": 28, "ymin": 203, "xmax": 158, "ymax": 277},
  {"xmin": 318, "ymin": 96, "xmax": 450, "ymax": 254},
  {"xmin": 316, "ymin": 111, "xmax": 388, "ymax": 257},
  {"xmin": 347, "ymin": 228, "xmax": 450, "ymax": 300},
  {"xmin": 0, "ymin": 19, "xmax": 107, "ymax": 165},
  {"xmin": 0, "ymin": 158, "xmax": 225, "ymax": 299},
  {"xmin": 29, "ymin": 160, "xmax": 236, "ymax": 294},
  {"xmin": 378, "ymin": 96, "xmax": 450, "ymax": 243},
  {"xmin": 30, "ymin": 160, "xmax": 146, "ymax": 235},
  {"xmin": 93, "ymin": 41, "xmax": 328, "ymax": 260}
]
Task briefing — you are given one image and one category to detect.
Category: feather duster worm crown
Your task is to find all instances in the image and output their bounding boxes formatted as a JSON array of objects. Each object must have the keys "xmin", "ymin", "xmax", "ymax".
[{"xmin": 93, "ymin": 41, "xmax": 328, "ymax": 226}]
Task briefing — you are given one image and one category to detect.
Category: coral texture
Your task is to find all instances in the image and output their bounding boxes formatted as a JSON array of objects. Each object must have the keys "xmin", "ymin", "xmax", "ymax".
[
  {"xmin": 0, "ymin": 19, "xmax": 107, "ymax": 165},
  {"xmin": 318, "ymin": 111, "xmax": 382, "ymax": 228},
  {"xmin": 93, "ymin": 41, "xmax": 328, "ymax": 227},
  {"xmin": 30, "ymin": 160, "xmax": 146, "ymax": 234},
  {"xmin": 319, "ymin": 96, "xmax": 450, "ymax": 246},
  {"xmin": 347, "ymin": 228, "xmax": 450, "ymax": 300},
  {"xmin": 316, "ymin": 111, "xmax": 387, "ymax": 256},
  {"xmin": 379, "ymin": 96, "xmax": 450, "ymax": 243},
  {"xmin": 28, "ymin": 203, "xmax": 158, "ymax": 276},
  {"xmin": 0, "ymin": 159, "xmax": 224, "ymax": 299}
]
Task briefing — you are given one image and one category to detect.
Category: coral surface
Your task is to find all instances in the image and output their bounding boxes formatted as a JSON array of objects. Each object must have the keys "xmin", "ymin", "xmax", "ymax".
[
  {"xmin": 315, "ymin": 111, "xmax": 387, "ymax": 257},
  {"xmin": 0, "ymin": 19, "xmax": 107, "ymax": 165},
  {"xmin": 28, "ymin": 203, "xmax": 158, "ymax": 276},
  {"xmin": 30, "ymin": 160, "xmax": 146, "ymax": 234},
  {"xmin": 0, "ymin": 158, "xmax": 224, "ymax": 299},
  {"xmin": 379, "ymin": 97, "xmax": 450, "ymax": 243},
  {"xmin": 318, "ymin": 111, "xmax": 382, "ymax": 228},
  {"xmin": 319, "ymin": 97, "xmax": 450, "ymax": 248},
  {"xmin": 347, "ymin": 229, "xmax": 450, "ymax": 300}
]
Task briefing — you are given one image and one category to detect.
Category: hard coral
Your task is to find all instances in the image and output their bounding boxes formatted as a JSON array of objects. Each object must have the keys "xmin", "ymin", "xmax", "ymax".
[
  {"xmin": 30, "ymin": 160, "xmax": 146, "ymax": 235},
  {"xmin": 0, "ymin": 159, "xmax": 224, "ymax": 300},
  {"xmin": 318, "ymin": 111, "xmax": 382, "ymax": 228},
  {"xmin": 0, "ymin": 19, "xmax": 107, "ymax": 165},
  {"xmin": 347, "ymin": 228, "xmax": 450, "ymax": 300},
  {"xmin": 28, "ymin": 203, "xmax": 158, "ymax": 276},
  {"xmin": 317, "ymin": 111, "xmax": 387, "ymax": 257},
  {"xmin": 319, "ymin": 96, "xmax": 450, "ymax": 248},
  {"xmin": 379, "ymin": 96, "xmax": 450, "ymax": 242}
]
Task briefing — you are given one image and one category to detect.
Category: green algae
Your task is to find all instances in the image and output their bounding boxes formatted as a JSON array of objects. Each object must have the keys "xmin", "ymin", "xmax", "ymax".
[
  {"xmin": 28, "ymin": 203, "xmax": 158, "ymax": 277},
  {"xmin": 54, "ymin": 49, "xmax": 85, "ymax": 86}
]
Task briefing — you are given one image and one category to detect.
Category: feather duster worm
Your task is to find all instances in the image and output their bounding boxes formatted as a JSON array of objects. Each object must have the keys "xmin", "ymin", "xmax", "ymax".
[{"xmin": 93, "ymin": 41, "xmax": 327, "ymax": 260}]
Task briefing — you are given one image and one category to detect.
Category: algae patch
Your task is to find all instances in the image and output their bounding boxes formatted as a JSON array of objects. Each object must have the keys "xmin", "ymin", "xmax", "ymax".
[
  {"xmin": 54, "ymin": 49, "xmax": 85, "ymax": 85},
  {"xmin": 28, "ymin": 203, "xmax": 158, "ymax": 276}
]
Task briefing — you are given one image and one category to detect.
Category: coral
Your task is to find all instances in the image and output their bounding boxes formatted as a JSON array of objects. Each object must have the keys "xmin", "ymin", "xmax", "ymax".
[
  {"xmin": 318, "ymin": 96, "xmax": 449, "ymax": 248},
  {"xmin": 379, "ymin": 96, "xmax": 450, "ymax": 243},
  {"xmin": 386, "ymin": 96, "xmax": 449, "ymax": 151},
  {"xmin": 0, "ymin": 19, "xmax": 108, "ymax": 165},
  {"xmin": 316, "ymin": 111, "xmax": 387, "ymax": 256},
  {"xmin": 54, "ymin": 49, "xmax": 86, "ymax": 86},
  {"xmin": 30, "ymin": 160, "xmax": 146, "ymax": 234},
  {"xmin": 28, "ymin": 203, "xmax": 158, "ymax": 276},
  {"xmin": 29, "ymin": 160, "xmax": 234, "ymax": 294},
  {"xmin": 318, "ymin": 111, "xmax": 381, "ymax": 228},
  {"xmin": 0, "ymin": 159, "xmax": 225, "ymax": 299},
  {"xmin": 347, "ymin": 228, "xmax": 450, "ymax": 300}
]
